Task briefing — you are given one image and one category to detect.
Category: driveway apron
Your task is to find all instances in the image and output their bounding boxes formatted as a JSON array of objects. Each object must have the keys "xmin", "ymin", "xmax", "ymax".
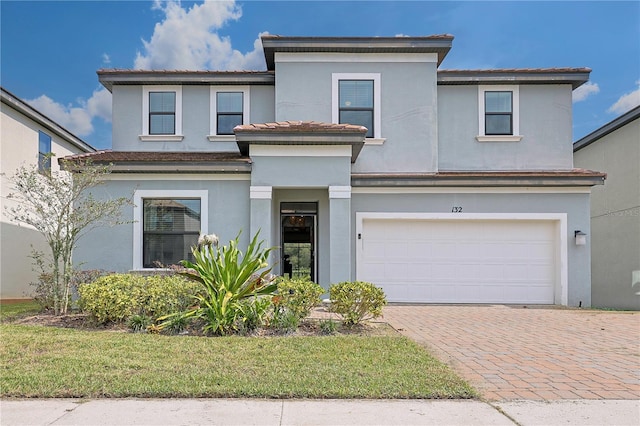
[{"xmin": 383, "ymin": 305, "xmax": 640, "ymax": 401}]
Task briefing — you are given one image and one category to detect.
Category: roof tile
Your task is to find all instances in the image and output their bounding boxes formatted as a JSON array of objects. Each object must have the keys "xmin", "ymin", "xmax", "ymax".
[{"xmin": 234, "ymin": 121, "xmax": 367, "ymax": 133}]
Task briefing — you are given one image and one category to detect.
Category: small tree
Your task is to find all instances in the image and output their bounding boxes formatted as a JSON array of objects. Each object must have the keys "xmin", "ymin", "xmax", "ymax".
[{"xmin": 3, "ymin": 158, "xmax": 131, "ymax": 315}]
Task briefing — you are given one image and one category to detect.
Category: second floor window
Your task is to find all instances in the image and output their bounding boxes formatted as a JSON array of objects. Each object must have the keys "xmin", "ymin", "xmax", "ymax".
[
  {"xmin": 339, "ymin": 80, "xmax": 374, "ymax": 138},
  {"xmin": 149, "ymin": 91, "xmax": 176, "ymax": 135},
  {"xmin": 484, "ymin": 91, "xmax": 513, "ymax": 135},
  {"xmin": 216, "ymin": 92, "xmax": 243, "ymax": 135},
  {"xmin": 38, "ymin": 131, "xmax": 52, "ymax": 172}
]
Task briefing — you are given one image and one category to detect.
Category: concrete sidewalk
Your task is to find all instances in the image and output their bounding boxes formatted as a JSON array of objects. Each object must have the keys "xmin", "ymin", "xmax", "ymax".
[{"xmin": 1, "ymin": 398, "xmax": 639, "ymax": 426}]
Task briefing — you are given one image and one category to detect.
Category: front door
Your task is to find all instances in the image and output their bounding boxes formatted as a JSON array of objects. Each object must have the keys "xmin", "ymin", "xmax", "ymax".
[{"xmin": 281, "ymin": 202, "xmax": 317, "ymax": 282}]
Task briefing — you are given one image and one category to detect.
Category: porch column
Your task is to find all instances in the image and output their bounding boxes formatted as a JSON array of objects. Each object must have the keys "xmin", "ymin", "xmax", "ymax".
[
  {"xmin": 250, "ymin": 185, "xmax": 273, "ymax": 253},
  {"xmin": 329, "ymin": 185, "xmax": 352, "ymax": 284}
]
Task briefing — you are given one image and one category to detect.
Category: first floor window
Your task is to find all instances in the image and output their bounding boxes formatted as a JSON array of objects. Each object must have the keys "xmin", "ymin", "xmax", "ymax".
[
  {"xmin": 149, "ymin": 91, "xmax": 176, "ymax": 135},
  {"xmin": 216, "ymin": 92, "xmax": 243, "ymax": 135},
  {"xmin": 38, "ymin": 131, "xmax": 52, "ymax": 172},
  {"xmin": 339, "ymin": 80, "xmax": 374, "ymax": 138},
  {"xmin": 484, "ymin": 91, "xmax": 513, "ymax": 135},
  {"xmin": 142, "ymin": 198, "xmax": 200, "ymax": 267}
]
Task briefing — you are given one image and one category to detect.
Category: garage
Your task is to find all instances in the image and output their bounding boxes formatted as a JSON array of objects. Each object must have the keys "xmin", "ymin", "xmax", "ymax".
[{"xmin": 356, "ymin": 214, "xmax": 562, "ymax": 304}]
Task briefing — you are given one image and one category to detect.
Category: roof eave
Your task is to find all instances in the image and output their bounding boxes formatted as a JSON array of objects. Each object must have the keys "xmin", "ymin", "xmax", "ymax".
[
  {"xmin": 1, "ymin": 87, "xmax": 95, "ymax": 153},
  {"xmin": 351, "ymin": 172, "xmax": 606, "ymax": 187},
  {"xmin": 261, "ymin": 35, "xmax": 454, "ymax": 69},
  {"xmin": 97, "ymin": 70, "xmax": 275, "ymax": 92},
  {"xmin": 437, "ymin": 70, "xmax": 591, "ymax": 90},
  {"xmin": 574, "ymin": 105, "xmax": 640, "ymax": 151}
]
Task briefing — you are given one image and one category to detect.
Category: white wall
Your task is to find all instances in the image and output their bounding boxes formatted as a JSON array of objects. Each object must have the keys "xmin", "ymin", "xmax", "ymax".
[{"xmin": 1, "ymin": 102, "xmax": 89, "ymax": 298}]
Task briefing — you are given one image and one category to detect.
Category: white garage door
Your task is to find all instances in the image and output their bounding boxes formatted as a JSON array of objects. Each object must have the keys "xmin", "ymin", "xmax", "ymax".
[{"xmin": 357, "ymin": 218, "xmax": 557, "ymax": 304}]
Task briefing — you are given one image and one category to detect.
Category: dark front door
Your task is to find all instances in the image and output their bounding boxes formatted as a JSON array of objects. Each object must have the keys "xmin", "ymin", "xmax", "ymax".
[{"xmin": 281, "ymin": 202, "xmax": 317, "ymax": 282}]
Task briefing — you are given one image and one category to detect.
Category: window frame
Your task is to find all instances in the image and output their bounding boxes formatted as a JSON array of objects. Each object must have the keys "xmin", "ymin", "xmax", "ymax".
[
  {"xmin": 477, "ymin": 85, "xmax": 522, "ymax": 142},
  {"xmin": 332, "ymin": 73, "xmax": 383, "ymax": 143},
  {"xmin": 38, "ymin": 131, "xmax": 52, "ymax": 173},
  {"xmin": 209, "ymin": 86, "xmax": 250, "ymax": 141},
  {"xmin": 133, "ymin": 190, "xmax": 208, "ymax": 270},
  {"xmin": 141, "ymin": 86, "xmax": 183, "ymax": 141}
]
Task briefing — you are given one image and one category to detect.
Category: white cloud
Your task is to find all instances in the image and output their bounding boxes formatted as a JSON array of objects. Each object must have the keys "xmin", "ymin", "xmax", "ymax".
[
  {"xmin": 27, "ymin": 88, "xmax": 112, "ymax": 137},
  {"xmin": 607, "ymin": 81, "xmax": 640, "ymax": 115},
  {"xmin": 30, "ymin": 0, "xmax": 267, "ymax": 142},
  {"xmin": 572, "ymin": 81, "xmax": 599, "ymax": 103},
  {"xmin": 86, "ymin": 88, "xmax": 112, "ymax": 123},
  {"xmin": 134, "ymin": 0, "xmax": 266, "ymax": 70}
]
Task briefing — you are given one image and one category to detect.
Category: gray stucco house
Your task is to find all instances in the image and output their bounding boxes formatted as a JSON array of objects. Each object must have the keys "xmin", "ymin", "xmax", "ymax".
[
  {"xmin": 574, "ymin": 106, "xmax": 639, "ymax": 310},
  {"xmin": 63, "ymin": 35, "xmax": 605, "ymax": 306}
]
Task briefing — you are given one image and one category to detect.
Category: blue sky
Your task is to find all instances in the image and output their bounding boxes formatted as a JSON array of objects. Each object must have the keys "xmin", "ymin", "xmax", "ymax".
[{"xmin": 2, "ymin": 0, "xmax": 639, "ymax": 150}]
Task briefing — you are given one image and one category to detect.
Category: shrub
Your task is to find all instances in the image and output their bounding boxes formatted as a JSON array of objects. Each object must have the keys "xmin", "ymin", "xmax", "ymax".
[
  {"xmin": 237, "ymin": 296, "xmax": 272, "ymax": 334},
  {"xmin": 319, "ymin": 318, "xmax": 337, "ymax": 335},
  {"xmin": 164, "ymin": 231, "xmax": 277, "ymax": 336},
  {"xmin": 128, "ymin": 314, "xmax": 152, "ymax": 333},
  {"xmin": 78, "ymin": 274, "xmax": 200, "ymax": 324},
  {"xmin": 32, "ymin": 268, "xmax": 108, "ymax": 311},
  {"xmin": 273, "ymin": 278, "xmax": 324, "ymax": 320},
  {"xmin": 329, "ymin": 281, "xmax": 387, "ymax": 326},
  {"xmin": 271, "ymin": 308, "xmax": 299, "ymax": 334}
]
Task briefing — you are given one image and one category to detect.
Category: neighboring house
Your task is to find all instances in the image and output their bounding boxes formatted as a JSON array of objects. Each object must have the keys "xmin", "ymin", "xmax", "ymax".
[
  {"xmin": 62, "ymin": 35, "xmax": 605, "ymax": 306},
  {"xmin": 574, "ymin": 106, "xmax": 640, "ymax": 310},
  {"xmin": 1, "ymin": 87, "xmax": 95, "ymax": 299}
]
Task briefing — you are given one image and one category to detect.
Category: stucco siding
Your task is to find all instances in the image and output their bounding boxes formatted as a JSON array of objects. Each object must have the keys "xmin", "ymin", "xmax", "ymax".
[
  {"xmin": 251, "ymin": 156, "xmax": 351, "ymax": 187},
  {"xmin": 73, "ymin": 178, "xmax": 251, "ymax": 273},
  {"xmin": 275, "ymin": 60, "xmax": 438, "ymax": 173},
  {"xmin": 574, "ymin": 117, "xmax": 640, "ymax": 310},
  {"xmin": 111, "ymin": 85, "xmax": 275, "ymax": 153},
  {"xmin": 438, "ymin": 85, "xmax": 574, "ymax": 170}
]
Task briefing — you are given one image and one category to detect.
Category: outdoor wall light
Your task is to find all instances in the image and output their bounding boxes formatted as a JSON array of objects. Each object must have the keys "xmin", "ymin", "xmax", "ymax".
[{"xmin": 574, "ymin": 230, "xmax": 587, "ymax": 246}]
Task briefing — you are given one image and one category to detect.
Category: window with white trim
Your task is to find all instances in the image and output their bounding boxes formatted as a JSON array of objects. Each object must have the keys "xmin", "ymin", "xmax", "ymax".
[
  {"xmin": 332, "ymin": 73, "xmax": 382, "ymax": 141},
  {"xmin": 209, "ymin": 86, "xmax": 250, "ymax": 140},
  {"xmin": 141, "ymin": 86, "xmax": 183, "ymax": 141},
  {"xmin": 133, "ymin": 190, "xmax": 208, "ymax": 269},
  {"xmin": 477, "ymin": 85, "xmax": 521, "ymax": 142}
]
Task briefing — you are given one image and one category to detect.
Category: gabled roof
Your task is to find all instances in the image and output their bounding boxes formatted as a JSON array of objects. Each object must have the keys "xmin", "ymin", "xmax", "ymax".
[
  {"xmin": 60, "ymin": 150, "xmax": 251, "ymax": 173},
  {"xmin": 1, "ymin": 87, "xmax": 95, "ymax": 153},
  {"xmin": 438, "ymin": 68, "xmax": 591, "ymax": 89},
  {"xmin": 98, "ymin": 70, "xmax": 275, "ymax": 92},
  {"xmin": 261, "ymin": 34, "xmax": 454, "ymax": 69},
  {"xmin": 574, "ymin": 105, "xmax": 640, "ymax": 151}
]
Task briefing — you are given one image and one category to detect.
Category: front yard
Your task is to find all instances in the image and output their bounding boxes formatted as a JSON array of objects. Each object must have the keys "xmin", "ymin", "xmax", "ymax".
[{"xmin": 0, "ymin": 303, "xmax": 476, "ymax": 399}]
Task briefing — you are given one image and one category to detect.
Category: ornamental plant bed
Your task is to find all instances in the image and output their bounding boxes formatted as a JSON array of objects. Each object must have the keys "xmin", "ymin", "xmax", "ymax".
[{"xmin": 11, "ymin": 308, "xmax": 396, "ymax": 338}]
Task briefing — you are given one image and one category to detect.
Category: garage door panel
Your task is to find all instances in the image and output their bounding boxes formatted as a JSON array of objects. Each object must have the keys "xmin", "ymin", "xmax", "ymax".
[{"xmin": 359, "ymin": 218, "xmax": 557, "ymax": 304}]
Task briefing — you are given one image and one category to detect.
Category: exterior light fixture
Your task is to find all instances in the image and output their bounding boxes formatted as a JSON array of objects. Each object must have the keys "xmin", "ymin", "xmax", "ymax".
[{"xmin": 574, "ymin": 230, "xmax": 587, "ymax": 246}]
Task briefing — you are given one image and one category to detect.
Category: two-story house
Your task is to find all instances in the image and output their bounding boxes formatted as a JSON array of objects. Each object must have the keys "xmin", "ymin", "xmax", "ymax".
[
  {"xmin": 63, "ymin": 35, "xmax": 605, "ymax": 306},
  {"xmin": 1, "ymin": 87, "xmax": 95, "ymax": 299}
]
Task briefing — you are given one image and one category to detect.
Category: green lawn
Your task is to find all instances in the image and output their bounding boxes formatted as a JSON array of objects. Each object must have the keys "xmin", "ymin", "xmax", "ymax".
[
  {"xmin": 0, "ymin": 300, "xmax": 40, "ymax": 321},
  {"xmin": 0, "ymin": 302, "xmax": 476, "ymax": 399}
]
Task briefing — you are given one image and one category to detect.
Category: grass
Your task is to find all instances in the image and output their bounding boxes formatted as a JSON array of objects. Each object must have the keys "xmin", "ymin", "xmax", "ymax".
[
  {"xmin": 0, "ymin": 301, "xmax": 476, "ymax": 399},
  {"xmin": 0, "ymin": 300, "xmax": 40, "ymax": 321}
]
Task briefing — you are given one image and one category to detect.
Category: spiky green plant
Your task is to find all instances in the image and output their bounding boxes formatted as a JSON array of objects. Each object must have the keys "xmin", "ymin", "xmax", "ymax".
[{"xmin": 160, "ymin": 232, "xmax": 277, "ymax": 335}]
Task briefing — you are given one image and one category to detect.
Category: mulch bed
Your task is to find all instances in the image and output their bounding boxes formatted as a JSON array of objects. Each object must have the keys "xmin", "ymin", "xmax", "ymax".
[{"xmin": 11, "ymin": 310, "xmax": 396, "ymax": 338}]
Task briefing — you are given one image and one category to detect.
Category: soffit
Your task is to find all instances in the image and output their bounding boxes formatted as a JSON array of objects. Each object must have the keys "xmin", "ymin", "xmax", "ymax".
[
  {"xmin": 262, "ymin": 35, "xmax": 454, "ymax": 69},
  {"xmin": 98, "ymin": 70, "xmax": 275, "ymax": 92},
  {"xmin": 438, "ymin": 68, "xmax": 591, "ymax": 90}
]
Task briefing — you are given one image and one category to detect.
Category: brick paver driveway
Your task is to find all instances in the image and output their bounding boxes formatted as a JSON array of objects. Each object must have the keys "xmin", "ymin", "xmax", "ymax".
[{"xmin": 383, "ymin": 305, "xmax": 640, "ymax": 401}]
